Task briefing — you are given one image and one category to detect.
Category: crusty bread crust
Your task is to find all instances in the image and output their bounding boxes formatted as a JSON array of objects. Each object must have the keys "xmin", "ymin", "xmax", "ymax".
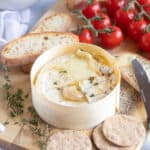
[
  {"xmin": 1, "ymin": 32, "xmax": 79, "ymax": 67},
  {"xmin": 67, "ymin": 0, "xmax": 77, "ymax": 10},
  {"xmin": 31, "ymin": 13, "xmax": 73, "ymax": 33},
  {"xmin": 20, "ymin": 63, "xmax": 33, "ymax": 74}
]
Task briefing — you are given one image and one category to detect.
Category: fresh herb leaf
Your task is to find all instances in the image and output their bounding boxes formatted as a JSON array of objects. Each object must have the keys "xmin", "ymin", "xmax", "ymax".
[
  {"xmin": 3, "ymin": 121, "xmax": 9, "ymax": 125},
  {"xmin": 89, "ymin": 94, "xmax": 95, "ymax": 97},
  {"xmin": 37, "ymin": 141, "xmax": 46, "ymax": 150},
  {"xmin": 3, "ymin": 83, "xmax": 11, "ymax": 91},
  {"xmin": 24, "ymin": 93, "xmax": 29, "ymax": 99},
  {"xmin": 59, "ymin": 70, "xmax": 67, "ymax": 74},
  {"xmin": 53, "ymin": 81, "xmax": 58, "ymax": 85},
  {"xmin": 29, "ymin": 124, "xmax": 49, "ymax": 150},
  {"xmin": 3, "ymin": 85, "xmax": 25, "ymax": 117},
  {"xmin": 22, "ymin": 118, "xmax": 39, "ymax": 126},
  {"xmin": 0, "ymin": 64, "xmax": 9, "ymax": 72},
  {"xmin": 88, "ymin": 76, "xmax": 95, "ymax": 83},
  {"xmin": 29, "ymin": 126, "xmax": 46, "ymax": 137},
  {"xmin": 1, "ymin": 64, "xmax": 49, "ymax": 150},
  {"xmin": 2, "ymin": 65, "xmax": 26, "ymax": 118},
  {"xmin": 4, "ymin": 75, "xmax": 10, "ymax": 82},
  {"xmin": 93, "ymin": 82, "xmax": 99, "ymax": 86}
]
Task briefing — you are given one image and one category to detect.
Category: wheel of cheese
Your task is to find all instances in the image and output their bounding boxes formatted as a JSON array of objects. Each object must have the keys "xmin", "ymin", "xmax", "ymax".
[{"xmin": 31, "ymin": 43, "xmax": 121, "ymax": 129}]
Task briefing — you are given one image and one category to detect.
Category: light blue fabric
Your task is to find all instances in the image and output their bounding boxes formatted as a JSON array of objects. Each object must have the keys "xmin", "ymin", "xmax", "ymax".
[
  {"xmin": 29, "ymin": 0, "xmax": 56, "ymax": 30},
  {"xmin": 0, "ymin": 0, "xmax": 56, "ymax": 49}
]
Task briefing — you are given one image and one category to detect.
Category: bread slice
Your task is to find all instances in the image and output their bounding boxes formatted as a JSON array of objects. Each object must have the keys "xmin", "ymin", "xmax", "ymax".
[
  {"xmin": 67, "ymin": 0, "xmax": 80, "ymax": 10},
  {"xmin": 20, "ymin": 63, "xmax": 32, "ymax": 74},
  {"xmin": 32, "ymin": 13, "xmax": 74, "ymax": 33},
  {"xmin": 116, "ymin": 53, "xmax": 150, "ymax": 92},
  {"xmin": 1, "ymin": 32, "xmax": 79, "ymax": 67},
  {"xmin": 21, "ymin": 13, "xmax": 78, "ymax": 73}
]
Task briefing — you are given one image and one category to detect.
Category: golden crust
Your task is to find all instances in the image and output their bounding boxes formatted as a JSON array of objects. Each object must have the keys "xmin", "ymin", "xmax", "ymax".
[{"xmin": 1, "ymin": 32, "xmax": 79, "ymax": 67}]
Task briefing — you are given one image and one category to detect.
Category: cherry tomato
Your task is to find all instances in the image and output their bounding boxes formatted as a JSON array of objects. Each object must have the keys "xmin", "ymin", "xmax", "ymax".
[
  {"xmin": 142, "ymin": 5, "xmax": 150, "ymax": 22},
  {"xmin": 79, "ymin": 29, "xmax": 94, "ymax": 44},
  {"xmin": 127, "ymin": 19, "xmax": 147, "ymax": 41},
  {"xmin": 106, "ymin": 0, "xmax": 126, "ymax": 16},
  {"xmin": 98, "ymin": 26, "xmax": 123, "ymax": 49},
  {"xmin": 137, "ymin": 0, "xmax": 150, "ymax": 5},
  {"xmin": 113, "ymin": 8, "xmax": 136, "ymax": 31},
  {"xmin": 82, "ymin": 2, "xmax": 101, "ymax": 18},
  {"xmin": 139, "ymin": 32, "xmax": 150, "ymax": 52},
  {"xmin": 135, "ymin": 1, "xmax": 150, "ymax": 14},
  {"xmin": 92, "ymin": 13, "xmax": 111, "ymax": 30},
  {"xmin": 144, "ymin": 4, "xmax": 150, "ymax": 15}
]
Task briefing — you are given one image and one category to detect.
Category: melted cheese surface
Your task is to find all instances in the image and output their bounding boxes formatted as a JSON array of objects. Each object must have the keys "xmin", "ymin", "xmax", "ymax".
[{"xmin": 36, "ymin": 49, "xmax": 116, "ymax": 104}]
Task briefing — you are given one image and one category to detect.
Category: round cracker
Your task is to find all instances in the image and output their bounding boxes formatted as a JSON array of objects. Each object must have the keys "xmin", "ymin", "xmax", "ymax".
[
  {"xmin": 47, "ymin": 130, "xmax": 92, "ymax": 150},
  {"xmin": 102, "ymin": 115, "xmax": 146, "ymax": 147},
  {"xmin": 93, "ymin": 123, "xmax": 135, "ymax": 150}
]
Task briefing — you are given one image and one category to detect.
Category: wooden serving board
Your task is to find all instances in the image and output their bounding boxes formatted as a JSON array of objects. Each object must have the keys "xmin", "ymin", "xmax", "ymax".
[{"xmin": 0, "ymin": 0, "xmax": 147, "ymax": 149}]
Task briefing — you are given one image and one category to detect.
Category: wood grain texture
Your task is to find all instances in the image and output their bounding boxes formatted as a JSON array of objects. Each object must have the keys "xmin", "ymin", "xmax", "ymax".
[{"xmin": 0, "ymin": 0, "xmax": 147, "ymax": 149}]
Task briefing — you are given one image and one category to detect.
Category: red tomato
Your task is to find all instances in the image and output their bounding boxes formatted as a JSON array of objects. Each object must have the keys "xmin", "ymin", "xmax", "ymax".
[
  {"xmin": 79, "ymin": 29, "xmax": 94, "ymax": 44},
  {"xmin": 98, "ymin": 26, "xmax": 123, "ymax": 49},
  {"xmin": 113, "ymin": 8, "xmax": 136, "ymax": 31},
  {"xmin": 127, "ymin": 19, "xmax": 147, "ymax": 41},
  {"xmin": 135, "ymin": 1, "xmax": 150, "ymax": 13},
  {"xmin": 139, "ymin": 32, "xmax": 150, "ymax": 52},
  {"xmin": 92, "ymin": 13, "xmax": 111, "ymax": 30},
  {"xmin": 137, "ymin": 0, "xmax": 150, "ymax": 5},
  {"xmin": 82, "ymin": 2, "xmax": 101, "ymax": 18},
  {"xmin": 144, "ymin": 5, "xmax": 150, "ymax": 15},
  {"xmin": 106, "ymin": 0, "xmax": 126, "ymax": 16},
  {"xmin": 140, "ymin": 5, "xmax": 150, "ymax": 22}
]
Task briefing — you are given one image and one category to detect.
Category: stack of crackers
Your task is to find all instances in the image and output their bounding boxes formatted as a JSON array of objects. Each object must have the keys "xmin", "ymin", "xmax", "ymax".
[
  {"xmin": 46, "ymin": 114, "xmax": 146, "ymax": 150},
  {"xmin": 93, "ymin": 115, "xmax": 145, "ymax": 150}
]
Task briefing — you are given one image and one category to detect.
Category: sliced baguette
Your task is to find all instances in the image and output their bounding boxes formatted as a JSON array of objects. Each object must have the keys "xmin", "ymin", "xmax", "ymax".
[
  {"xmin": 1, "ymin": 32, "xmax": 79, "ymax": 67},
  {"xmin": 21, "ymin": 13, "xmax": 78, "ymax": 73},
  {"xmin": 116, "ymin": 53, "xmax": 150, "ymax": 92},
  {"xmin": 20, "ymin": 63, "xmax": 32, "ymax": 74},
  {"xmin": 31, "ymin": 13, "xmax": 74, "ymax": 33},
  {"xmin": 67, "ymin": 0, "xmax": 81, "ymax": 10}
]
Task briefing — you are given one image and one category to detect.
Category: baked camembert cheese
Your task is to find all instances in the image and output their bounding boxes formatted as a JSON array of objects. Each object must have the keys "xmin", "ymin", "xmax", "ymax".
[
  {"xmin": 35, "ymin": 49, "xmax": 117, "ymax": 105},
  {"xmin": 31, "ymin": 43, "xmax": 120, "ymax": 129}
]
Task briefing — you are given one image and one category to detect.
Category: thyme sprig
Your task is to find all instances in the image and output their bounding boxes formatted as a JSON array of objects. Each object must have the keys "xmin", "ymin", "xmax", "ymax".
[
  {"xmin": 3, "ymin": 86, "xmax": 25, "ymax": 117},
  {"xmin": 29, "ymin": 124, "xmax": 49, "ymax": 150},
  {"xmin": 37, "ymin": 141, "xmax": 47, "ymax": 150},
  {"xmin": 1, "ymin": 64, "xmax": 28, "ymax": 117},
  {"xmin": 22, "ymin": 106, "xmax": 49, "ymax": 150},
  {"xmin": 0, "ymin": 64, "xmax": 9, "ymax": 72},
  {"xmin": 22, "ymin": 106, "xmax": 41, "ymax": 126},
  {"xmin": 1, "ymin": 64, "xmax": 49, "ymax": 150}
]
